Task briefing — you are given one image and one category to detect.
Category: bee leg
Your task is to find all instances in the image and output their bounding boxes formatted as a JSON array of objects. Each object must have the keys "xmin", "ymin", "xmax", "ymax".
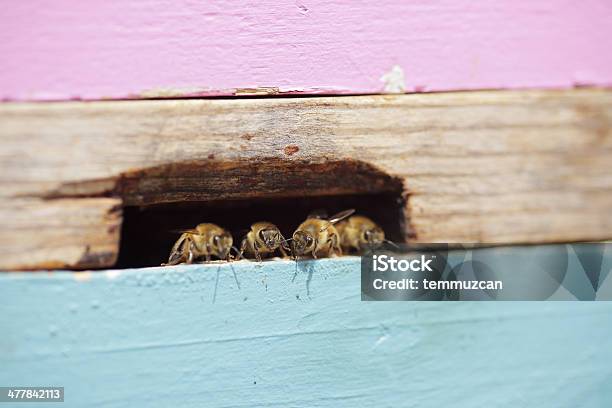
[
  {"xmin": 289, "ymin": 242, "xmax": 298, "ymax": 261},
  {"xmin": 334, "ymin": 245, "xmax": 343, "ymax": 257},
  {"xmin": 323, "ymin": 240, "xmax": 334, "ymax": 257},
  {"xmin": 239, "ymin": 238, "xmax": 248, "ymax": 260},
  {"xmin": 184, "ymin": 240, "xmax": 199, "ymax": 264},
  {"xmin": 204, "ymin": 243, "xmax": 213, "ymax": 263},
  {"xmin": 230, "ymin": 246, "xmax": 242, "ymax": 261},
  {"xmin": 253, "ymin": 240, "xmax": 263, "ymax": 262},
  {"xmin": 281, "ymin": 239, "xmax": 293, "ymax": 259},
  {"xmin": 328, "ymin": 236, "xmax": 342, "ymax": 257},
  {"xmin": 278, "ymin": 245, "xmax": 288, "ymax": 258},
  {"xmin": 188, "ymin": 238, "xmax": 201, "ymax": 264}
]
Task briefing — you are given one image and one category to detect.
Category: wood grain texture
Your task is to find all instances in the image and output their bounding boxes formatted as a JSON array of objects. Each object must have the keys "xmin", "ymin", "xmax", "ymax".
[
  {"xmin": 0, "ymin": 198, "xmax": 122, "ymax": 270},
  {"xmin": 1, "ymin": 1, "xmax": 612, "ymax": 101},
  {"xmin": 1, "ymin": 89, "xmax": 611, "ymax": 269},
  {"xmin": 1, "ymin": 258, "xmax": 612, "ymax": 407}
]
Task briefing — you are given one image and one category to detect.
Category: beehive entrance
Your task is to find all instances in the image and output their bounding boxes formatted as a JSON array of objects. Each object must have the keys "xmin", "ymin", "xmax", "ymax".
[
  {"xmin": 49, "ymin": 155, "xmax": 410, "ymax": 268},
  {"xmin": 116, "ymin": 192, "xmax": 407, "ymax": 268}
]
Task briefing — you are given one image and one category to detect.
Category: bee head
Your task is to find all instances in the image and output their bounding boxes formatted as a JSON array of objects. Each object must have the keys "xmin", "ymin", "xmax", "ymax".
[
  {"xmin": 213, "ymin": 232, "xmax": 233, "ymax": 259},
  {"xmin": 259, "ymin": 228, "xmax": 281, "ymax": 250},
  {"xmin": 291, "ymin": 230, "xmax": 315, "ymax": 255},
  {"xmin": 363, "ymin": 227, "xmax": 385, "ymax": 249}
]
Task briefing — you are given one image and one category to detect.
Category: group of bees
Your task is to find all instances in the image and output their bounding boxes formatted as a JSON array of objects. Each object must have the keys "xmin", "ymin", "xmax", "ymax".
[{"xmin": 164, "ymin": 209, "xmax": 394, "ymax": 265}]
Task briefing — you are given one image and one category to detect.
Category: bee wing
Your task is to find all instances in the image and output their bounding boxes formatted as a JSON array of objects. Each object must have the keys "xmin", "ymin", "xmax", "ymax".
[
  {"xmin": 166, "ymin": 233, "xmax": 193, "ymax": 265},
  {"xmin": 384, "ymin": 239, "xmax": 400, "ymax": 250},
  {"xmin": 317, "ymin": 209, "xmax": 355, "ymax": 233},
  {"xmin": 327, "ymin": 209, "xmax": 355, "ymax": 224},
  {"xmin": 167, "ymin": 252, "xmax": 184, "ymax": 265},
  {"xmin": 307, "ymin": 209, "xmax": 329, "ymax": 220}
]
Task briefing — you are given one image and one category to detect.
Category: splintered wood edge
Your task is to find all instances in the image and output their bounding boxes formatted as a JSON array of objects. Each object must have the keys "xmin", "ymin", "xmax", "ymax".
[{"xmin": 0, "ymin": 89, "xmax": 611, "ymax": 270}]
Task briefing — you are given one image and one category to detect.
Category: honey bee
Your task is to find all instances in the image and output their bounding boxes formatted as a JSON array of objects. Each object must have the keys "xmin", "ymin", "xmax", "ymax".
[
  {"xmin": 336, "ymin": 215, "xmax": 392, "ymax": 253},
  {"xmin": 291, "ymin": 209, "xmax": 355, "ymax": 258},
  {"xmin": 164, "ymin": 223, "xmax": 235, "ymax": 265},
  {"xmin": 240, "ymin": 222, "xmax": 290, "ymax": 261}
]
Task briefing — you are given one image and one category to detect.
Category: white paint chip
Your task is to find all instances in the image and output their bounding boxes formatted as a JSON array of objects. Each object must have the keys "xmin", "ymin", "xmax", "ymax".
[
  {"xmin": 374, "ymin": 334, "xmax": 389, "ymax": 348},
  {"xmin": 73, "ymin": 271, "xmax": 92, "ymax": 282},
  {"xmin": 105, "ymin": 270, "xmax": 122, "ymax": 280},
  {"xmin": 381, "ymin": 65, "xmax": 406, "ymax": 93}
]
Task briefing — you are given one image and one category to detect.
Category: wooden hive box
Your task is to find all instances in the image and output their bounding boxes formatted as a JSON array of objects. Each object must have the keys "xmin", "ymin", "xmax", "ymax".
[
  {"xmin": 1, "ymin": 90, "xmax": 612, "ymax": 270},
  {"xmin": 2, "ymin": 2, "xmax": 612, "ymax": 407}
]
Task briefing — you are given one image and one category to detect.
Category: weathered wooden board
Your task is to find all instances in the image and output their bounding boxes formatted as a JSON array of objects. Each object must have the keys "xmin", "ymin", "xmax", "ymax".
[
  {"xmin": 0, "ymin": 198, "xmax": 122, "ymax": 270},
  {"xmin": 1, "ymin": 258, "xmax": 612, "ymax": 407},
  {"xmin": 1, "ymin": 1, "xmax": 612, "ymax": 101},
  {"xmin": 1, "ymin": 89, "xmax": 612, "ymax": 269}
]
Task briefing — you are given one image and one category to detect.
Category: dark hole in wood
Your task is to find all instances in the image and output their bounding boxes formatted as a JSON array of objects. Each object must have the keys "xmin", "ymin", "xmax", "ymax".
[
  {"xmin": 109, "ymin": 158, "xmax": 408, "ymax": 268},
  {"xmin": 116, "ymin": 192, "xmax": 407, "ymax": 268}
]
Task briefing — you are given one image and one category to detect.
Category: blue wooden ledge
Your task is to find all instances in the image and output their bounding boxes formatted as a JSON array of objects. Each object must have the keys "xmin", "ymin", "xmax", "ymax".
[{"xmin": 1, "ymin": 257, "xmax": 612, "ymax": 407}]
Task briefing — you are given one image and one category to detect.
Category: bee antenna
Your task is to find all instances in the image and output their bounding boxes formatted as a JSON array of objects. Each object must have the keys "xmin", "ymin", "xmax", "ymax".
[{"xmin": 230, "ymin": 246, "xmax": 243, "ymax": 260}]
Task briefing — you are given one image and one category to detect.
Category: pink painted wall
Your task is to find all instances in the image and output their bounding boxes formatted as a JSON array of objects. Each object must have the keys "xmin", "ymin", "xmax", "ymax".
[{"xmin": 1, "ymin": 1, "xmax": 612, "ymax": 101}]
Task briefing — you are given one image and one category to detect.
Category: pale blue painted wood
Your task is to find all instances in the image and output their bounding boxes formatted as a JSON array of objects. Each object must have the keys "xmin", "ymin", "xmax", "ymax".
[{"xmin": 1, "ymin": 257, "xmax": 611, "ymax": 407}]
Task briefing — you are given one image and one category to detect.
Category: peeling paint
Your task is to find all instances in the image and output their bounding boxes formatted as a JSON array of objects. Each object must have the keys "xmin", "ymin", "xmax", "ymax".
[
  {"xmin": 105, "ymin": 270, "xmax": 122, "ymax": 280},
  {"xmin": 373, "ymin": 333, "xmax": 389, "ymax": 347},
  {"xmin": 381, "ymin": 65, "xmax": 406, "ymax": 94},
  {"xmin": 139, "ymin": 86, "xmax": 312, "ymax": 99},
  {"xmin": 234, "ymin": 87, "xmax": 280, "ymax": 96}
]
